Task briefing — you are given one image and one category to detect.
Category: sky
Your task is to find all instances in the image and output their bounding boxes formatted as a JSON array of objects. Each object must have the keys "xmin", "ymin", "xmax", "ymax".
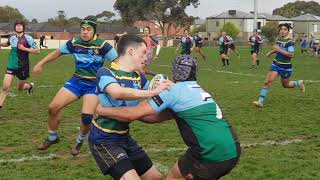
[{"xmin": 0, "ymin": 0, "xmax": 319, "ymax": 22}]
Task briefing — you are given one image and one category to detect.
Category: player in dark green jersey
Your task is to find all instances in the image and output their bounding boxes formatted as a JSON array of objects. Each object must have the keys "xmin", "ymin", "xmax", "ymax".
[{"xmin": 96, "ymin": 55, "xmax": 241, "ymax": 180}]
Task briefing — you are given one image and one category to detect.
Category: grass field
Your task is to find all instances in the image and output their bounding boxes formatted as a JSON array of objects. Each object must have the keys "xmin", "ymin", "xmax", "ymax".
[{"xmin": 0, "ymin": 47, "xmax": 319, "ymax": 180}]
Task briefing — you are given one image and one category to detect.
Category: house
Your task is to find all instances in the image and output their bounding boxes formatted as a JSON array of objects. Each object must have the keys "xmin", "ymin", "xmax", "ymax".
[
  {"xmin": 206, "ymin": 10, "xmax": 292, "ymax": 40},
  {"xmin": 292, "ymin": 13, "xmax": 320, "ymax": 38},
  {"xmin": 0, "ymin": 22, "xmax": 140, "ymax": 40},
  {"xmin": 133, "ymin": 20, "xmax": 186, "ymax": 37}
]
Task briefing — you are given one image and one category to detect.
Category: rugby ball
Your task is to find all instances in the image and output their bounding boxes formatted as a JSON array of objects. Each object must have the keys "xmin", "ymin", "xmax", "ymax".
[{"xmin": 148, "ymin": 74, "xmax": 169, "ymax": 91}]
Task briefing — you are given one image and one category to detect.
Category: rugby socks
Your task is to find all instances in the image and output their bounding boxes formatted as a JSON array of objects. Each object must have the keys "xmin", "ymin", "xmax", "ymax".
[
  {"xmin": 258, "ymin": 88, "xmax": 269, "ymax": 103},
  {"xmin": 48, "ymin": 130, "xmax": 58, "ymax": 141},
  {"xmin": 76, "ymin": 132, "xmax": 86, "ymax": 144},
  {"xmin": 226, "ymin": 59, "xmax": 230, "ymax": 65},
  {"xmin": 292, "ymin": 80, "xmax": 302, "ymax": 88}
]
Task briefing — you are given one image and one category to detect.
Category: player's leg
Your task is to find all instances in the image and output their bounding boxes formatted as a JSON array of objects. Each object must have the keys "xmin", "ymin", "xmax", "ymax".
[
  {"xmin": 0, "ymin": 73, "xmax": 15, "ymax": 108},
  {"xmin": 71, "ymin": 93, "xmax": 98, "ymax": 156},
  {"xmin": 166, "ymin": 162, "xmax": 184, "ymax": 180},
  {"xmin": 281, "ymin": 78, "xmax": 305, "ymax": 92},
  {"xmin": 38, "ymin": 87, "xmax": 78, "ymax": 150},
  {"xmin": 16, "ymin": 68, "xmax": 34, "ymax": 95},
  {"xmin": 89, "ymin": 142, "xmax": 140, "ymax": 180},
  {"xmin": 127, "ymin": 136, "xmax": 162, "ymax": 180},
  {"xmin": 198, "ymin": 47, "xmax": 206, "ymax": 61},
  {"xmin": 253, "ymin": 70, "xmax": 278, "ymax": 107}
]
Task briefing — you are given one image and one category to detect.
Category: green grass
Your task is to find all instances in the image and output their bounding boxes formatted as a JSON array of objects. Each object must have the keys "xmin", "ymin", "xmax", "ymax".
[{"xmin": 0, "ymin": 47, "xmax": 319, "ymax": 179}]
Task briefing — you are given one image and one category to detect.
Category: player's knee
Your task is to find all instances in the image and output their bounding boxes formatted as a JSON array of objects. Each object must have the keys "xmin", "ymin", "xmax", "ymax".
[
  {"xmin": 81, "ymin": 113, "xmax": 93, "ymax": 125},
  {"xmin": 149, "ymin": 171, "xmax": 162, "ymax": 180},
  {"xmin": 1, "ymin": 86, "xmax": 10, "ymax": 93},
  {"xmin": 48, "ymin": 103, "xmax": 61, "ymax": 115}
]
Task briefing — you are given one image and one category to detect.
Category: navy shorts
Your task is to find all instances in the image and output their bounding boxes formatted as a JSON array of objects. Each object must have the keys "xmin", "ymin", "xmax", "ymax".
[
  {"xmin": 6, "ymin": 68, "xmax": 29, "ymax": 80},
  {"xmin": 64, "ymin": 76, "xmax": 97, "ymax": 97},
  {"xmin": 89, "ymin": 134, "xmax": 153, "ymax": 180},
  {"xmin": 271, "ymin": 63, "xmax": 292, "ymax": 79}
]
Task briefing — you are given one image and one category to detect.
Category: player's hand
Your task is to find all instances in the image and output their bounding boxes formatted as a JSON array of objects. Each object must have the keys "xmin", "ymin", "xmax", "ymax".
[
  {"xmin": 266, "ymin": 52, "xmax": 271, "ymax": 57},
  {"xmin": 272, "ymin": 45, "xmax": 281, "ymax": 52},
  {"xmin": 151, "ymin": 80, "xmax": 174, "ymax": 96},
  {"xmin": 95, "ymin": 104, "xmax": 104, "ymax": 116},
  {"xmin": 18, "ymin": 44, "xmax": 27, "ymax": 51},
  {"xmin": 33, "ymin": 64, "xmax": 43, "ymax": 76}
]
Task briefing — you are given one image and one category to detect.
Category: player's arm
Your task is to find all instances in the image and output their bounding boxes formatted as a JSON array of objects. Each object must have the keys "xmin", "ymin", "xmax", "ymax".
[
  {"xmin": 18, "ymin": 44, "xmax": 40, "ymax": 54},
  {"xmin": 272, "ymin": 45, "xmax": 294, "ymax": 58},
  {"xmin": 140, "ymin": 109, "xmax": 173, "ymax": 123},
  {"xmin": 96, "ymin": 100, "xmax": 157, "ymax": 122},
  {"xmin": 33, "ymin": 49, "xmax": 62, "ymax": 75},
  {"xmin": 105, "ymin": 80, "xmax": 172, "ymax": 100},
  {"xmin": 176, "ymin": 40, "xmax": 181, "ymax": 52},
  {"xmin": 96, "ymin": 100, "xmax": 173, "ymax": 123},
  {"xmin": 0, "ymin": 40, "xmax": 10, "ymax": 47}
]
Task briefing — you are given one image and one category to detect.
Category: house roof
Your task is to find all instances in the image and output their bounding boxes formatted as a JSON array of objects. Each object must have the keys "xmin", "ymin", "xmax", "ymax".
[
  {"xmin": 207, "ymin": 10, "xmax": 264, "ymax": 19},
  {"xmin": 292, "ymin": 13, "xmax": 320, "ymax": 22},
  {"xmin": 258, "ymin": 13, "xmax": 292, "ymax": 21},
  {"xmin": 0, "ymin": 22, "xmax": 140, "ymax": 34},
  {"xmin": 207, "ymin": 10, "xmax": 292, "ymax": 21}
]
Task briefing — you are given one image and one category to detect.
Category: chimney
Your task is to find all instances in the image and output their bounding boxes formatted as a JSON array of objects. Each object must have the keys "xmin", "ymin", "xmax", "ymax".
[{"xmin": 229, "ymin": 10, "xmax": 236, "ymax": 15}]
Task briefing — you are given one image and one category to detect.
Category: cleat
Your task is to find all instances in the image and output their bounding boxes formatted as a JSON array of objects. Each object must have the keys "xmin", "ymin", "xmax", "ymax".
[
  {"xmin": 300, "ymin": 80, "xmax": 305, "ymax": 93},
  {"xmin": 38, "ymin": 137, "xmax": 59, "ymax": 150},
  {"xmin": 253, "ymin": 101, "xmax": 263, "ymax": 107},
  {"xmin": 70, "ymin": 142, "xmax": 83, "ymax": 156},
  {"xmin": 28, "ymin": 83, "xmax": 34, "ymax": 95}
]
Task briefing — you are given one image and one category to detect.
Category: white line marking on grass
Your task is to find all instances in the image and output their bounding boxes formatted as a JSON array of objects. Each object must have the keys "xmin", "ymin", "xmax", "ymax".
[
  {"xmin": 37, "ymin": 85, "xmax": 55, "ymax": 88},
  {"xmin": 0, "ymin": 138, "xmax": 305, "ymax": 164},
  {"xmin": 8, "ymin": 93, "xmax": 17, "ymax": 97},
  {"xmin": 147, "ymin": 138, "xmax": 304, "ymax": 153},
  {"xmin": 0, "ymin": 154, "xmax": 58, "ymax": 163},
  {"xmin": 155, "ymin": 64, "xmax": 320, "ymax": 82}
]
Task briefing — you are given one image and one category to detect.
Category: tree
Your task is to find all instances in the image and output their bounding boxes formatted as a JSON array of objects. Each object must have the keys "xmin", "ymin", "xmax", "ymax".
[
  {"xmin": 48, "ymin": 10, "xmax": 69, "ymax": 27},
  {"xmin": 220, "ymin": 22, "xmax": 240, "ymax": 39},
  {"xmin": 261, "ymin": 21, "xmax": 279, "ymax": 42},
  {"xmin": 0, "ymin": 5, "xmax": 27, "ymax": 22},
  {"xmin": 31, "ymin": 18, "xmax": 38, "ymax": 23},
  {"xmin": 84, "ymin": 15, "xmax": 98, "ymax": 22},
  {"xmin": 191, "ymin": 24, "xmax": 206, "ymax": 35},
  {"xmin": 68, "ymin": 17, "xmax": 82, "ymax": 24},
  {"xmin": 114, "ymin": 0, "xmax": 200, "ymax": 46},
  {"xmin": 273, "ymin": 1, "xmax": 320, "ymax": 18},
  {"xmin": 96, "ymin": 11, "xmax": 115, "ymax": 23}
]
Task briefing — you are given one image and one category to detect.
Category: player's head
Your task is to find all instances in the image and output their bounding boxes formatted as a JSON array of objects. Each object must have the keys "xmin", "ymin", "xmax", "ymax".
[
  {"xmin": 221, "ymin": 31, "xmax": 226, "ymax": 36},
  {"xmin": 278, "ymin": 23, "xmax": 292, "ymax": 38},
  {"xmin": 117, "ymin": 34, "xmax": 147, "ymax": 71},
  {"xmin": 14, "ymin": 20, "xmax": 25, "ymax": 33},
  {"xmin": 253, "ymin": 29, "xmax": 258, "ymax": 36},
  {"xmin": 144, "ymin": 26, "xmax": 151, "ymax": 35},
  {"xmin": 172, "ymin": 55, "xmax": 197, "ymax": 82},
  {"xmin": 184, "ymin": 29, "xmax": 190, "ymax": 36},
  {"xmin": 80, "ymin": 19, "xmax": 97, "ymax": 42}
]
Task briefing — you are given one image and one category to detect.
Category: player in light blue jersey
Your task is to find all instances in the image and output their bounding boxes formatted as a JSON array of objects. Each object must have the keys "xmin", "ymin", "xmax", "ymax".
[
  {"xmin": 95, "ymin": 55, "xmax": 241, "ymax": 180},
  {"xmin": 33, "ymin": 19, "xmax": 118, "ymax": 155},
  {"xmin": 253, "ymin": 23, "xmax": 305, "ymax": 107}
]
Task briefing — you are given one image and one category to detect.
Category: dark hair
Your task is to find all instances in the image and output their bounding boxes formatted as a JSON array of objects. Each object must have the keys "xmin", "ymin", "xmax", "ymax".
[
  {"xmin": 184, "ymin": 29, "xmax": 190, "ymax": 33},
  {"xmin": 14, "ymin": 20, "xmax": 25, "ymax": 32},
  {"xmin": 117, "ymin": 34, "xmax": 147, "ymax": 56},
  {"xmin": 144, "ymin": 26, "xmax": 151, "ymax": 33},
  {"xmin": 278, "ymin": 23, "xmax": 292, "ymax": 30}
]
